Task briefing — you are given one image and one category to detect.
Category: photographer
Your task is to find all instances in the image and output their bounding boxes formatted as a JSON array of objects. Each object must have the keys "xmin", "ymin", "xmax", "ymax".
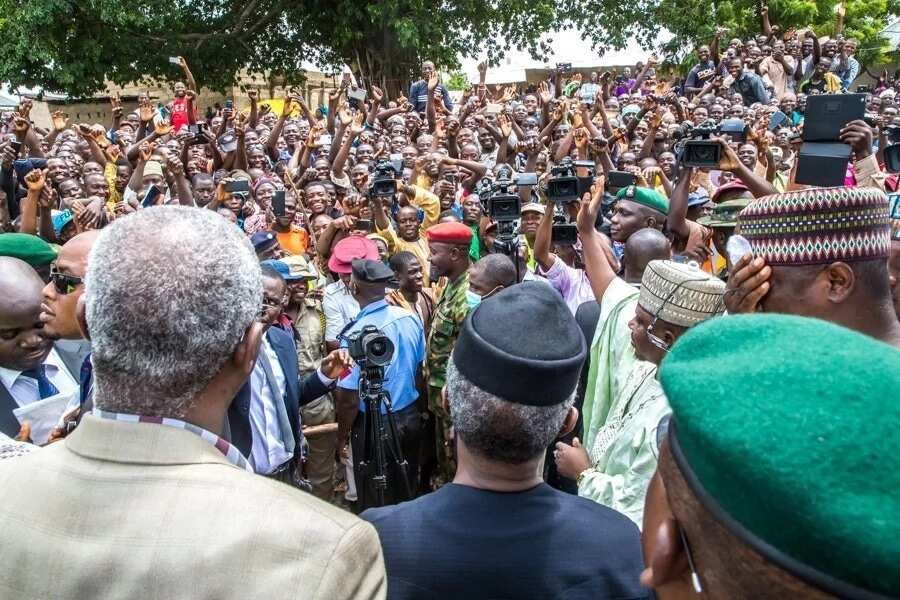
[{"xmin": 335, "ymin": 259, "xmax": 426, "ymax": 510}]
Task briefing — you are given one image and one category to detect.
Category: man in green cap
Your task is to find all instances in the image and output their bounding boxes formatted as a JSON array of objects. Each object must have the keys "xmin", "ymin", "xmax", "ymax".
[
  {"xmin": 609, "ymin": 185, "xmax": 669, "ymax": 244},
  {"xmin": 554, "ymin": 179, "xmax": 726, "ymax": 526},
  {"xmin": 643, "ymin": 313, "xmax": 900, "ymax": 599},
  {"xmin": 0, "ymin": 233, "xmax": 57, "ymax": 279},
  {"xmin": 727, "ymin": 186, "xmax": 900, "ymax": 347}
]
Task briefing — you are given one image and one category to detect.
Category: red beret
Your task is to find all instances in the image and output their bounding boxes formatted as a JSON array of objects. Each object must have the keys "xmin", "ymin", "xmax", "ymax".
[
  {"xmin": 328, "ymin": 235, "xmax": 379, "ymax": 274},
  {"xmin": 426, "ymin": 222, "xmax": 473, "ymax": 245}
]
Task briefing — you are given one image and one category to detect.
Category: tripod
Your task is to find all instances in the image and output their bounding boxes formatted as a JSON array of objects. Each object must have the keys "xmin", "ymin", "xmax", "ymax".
[{"xmin": 356, "ymin": 364, "xmax": 413, "ymax": 508}]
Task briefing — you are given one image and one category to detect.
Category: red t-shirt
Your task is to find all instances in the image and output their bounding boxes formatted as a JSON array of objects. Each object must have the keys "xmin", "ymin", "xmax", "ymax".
[{"xmin": 170, "ymin": 96, "xmax": 192, "ymax": 132}]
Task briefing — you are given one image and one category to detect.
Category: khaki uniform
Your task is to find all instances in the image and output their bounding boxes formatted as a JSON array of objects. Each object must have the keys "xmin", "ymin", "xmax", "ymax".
[
  {"xmin": 293, "ymin": 298, "xmax": 336, "ymax": 502},
  {"xmin": 426, "ymin": 271, "xmax": 469, "ymax": 483}
]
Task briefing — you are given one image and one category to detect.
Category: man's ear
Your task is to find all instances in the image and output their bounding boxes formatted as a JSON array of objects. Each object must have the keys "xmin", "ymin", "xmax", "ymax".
[
  {"xmin": 558, "ymin": 406, "xmax": 579, "ymax": 438},
  {"xmin": 75, "ymin": 293, "xmax": 90, "ymax": 341},
  {"xmin": 823, "ymin": 261, "xmax": 854, "ymax": 303}
]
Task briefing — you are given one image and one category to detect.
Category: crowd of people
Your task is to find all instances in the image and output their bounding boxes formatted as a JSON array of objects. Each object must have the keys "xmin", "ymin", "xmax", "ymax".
[{"xmin": 0, "ymin": 7, "xmax": 899, "ymax": 599}]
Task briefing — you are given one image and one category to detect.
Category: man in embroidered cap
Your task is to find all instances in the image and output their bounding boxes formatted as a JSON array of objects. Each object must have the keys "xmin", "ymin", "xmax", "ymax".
[
  {"xmin": 362, "ymin": 282, "xmax": 649, "ymax": 600},
  {"xmin": 555, "ymin": 179, "xmax": 726, "ymax": 526},
  {"xmin": 727, "ymin": 186, "xmax": 900, "ymax": 346},
  {"xmin": 643, "ymin": 314, "xmax": 900, "ymax": 599},
  {"xmin": 424, "ymin": 221, "xmax": 472, "ymax": 486}
]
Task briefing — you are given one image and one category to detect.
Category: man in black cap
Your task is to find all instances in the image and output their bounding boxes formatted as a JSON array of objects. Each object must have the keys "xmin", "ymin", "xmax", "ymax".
[
  {"xmin": 361, "ymin": 282, "xmax": 648, "ymax": 600},
  {"xmin": 335, "ymin": 259, "xmax": 426, "ymax": 510}
]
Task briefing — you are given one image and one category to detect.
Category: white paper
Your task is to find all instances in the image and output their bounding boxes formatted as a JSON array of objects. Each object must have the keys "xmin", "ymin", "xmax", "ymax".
[{"xmin": 13, "ymin": 391, "xmax": 75, "ymax": 445}]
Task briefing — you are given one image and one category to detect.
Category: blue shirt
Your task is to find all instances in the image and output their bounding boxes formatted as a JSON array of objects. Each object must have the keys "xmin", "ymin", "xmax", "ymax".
[{"xmin": 338, "ymin": 300, "xmax": 425, "ymax": 413}]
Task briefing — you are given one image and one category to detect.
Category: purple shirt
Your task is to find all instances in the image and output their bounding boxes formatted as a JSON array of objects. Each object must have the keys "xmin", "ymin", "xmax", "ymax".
[{"xmin": 538, "ymin": 255, "xmax": 596, "ymax": 315}]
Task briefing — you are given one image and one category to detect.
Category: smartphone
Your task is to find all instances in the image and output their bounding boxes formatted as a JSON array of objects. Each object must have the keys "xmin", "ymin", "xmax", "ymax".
[
  {"xmin": 348, "ymin": 86, "xmax": 367, "ymax": 102},
  {"xmin": 141, "ymin": 184, "xmax": 162, "ymax": 208},
  {"xmin": 443, "ymin": 173, "xmax": 457, "ymax": 184},
  {"xmin": 356, "ymin": 219, "xmax": 373, "ymax": 232},
  {"xmin": 10, "ymin": 140, "xmax": 22, "ymax": 154},
  {"xmin": 272, "ymin": 190, "xmax": 286, "ymax": 217},
  {"xmin": 225, "ymin": 179, "xmax": 250, "ymax": 194},
  {"xmin": 168, "ymin": 56, "xmax": 181, "ymax": 65},
  {"xmin": 484, "ymin": 103, "xmax": 503, "ymax": 116},
  {"xmin": 225, "ymin": 99, "xmax": 234, "ymax": 111},
  {"xmin": 768, "ymin": 110, "xmax": 788, "ymax": 131},
  {"xmin": 607, "ymin": 170, "xmax": 636, "ymax": 189},
  {"xmin": 515, "ymin": 172, "xmax": 538, "ymax": 186}
]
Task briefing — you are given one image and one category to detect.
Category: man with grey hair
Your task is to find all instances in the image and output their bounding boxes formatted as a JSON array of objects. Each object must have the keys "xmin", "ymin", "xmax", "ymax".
[
  {"xmin": 0, "ymin": 206, "xmax": 386, "ymax": 599},
  {"xmin": 361, "ymin": 282, "xmax": 647, "ymax": 600}
]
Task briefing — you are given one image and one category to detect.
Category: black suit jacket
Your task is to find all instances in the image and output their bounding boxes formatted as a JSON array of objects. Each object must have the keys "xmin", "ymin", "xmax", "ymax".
[
  {"xmin": 227, "ymin": 326, "xmax": 330, "ymax": 459},
  {"xmin": 362, "ymin": 482, "xmax": 649, "ymax": 600}
]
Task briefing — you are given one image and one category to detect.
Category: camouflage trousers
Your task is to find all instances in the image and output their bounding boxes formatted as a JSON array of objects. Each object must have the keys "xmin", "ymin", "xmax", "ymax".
[{"xmin": 428, "ymin": 385, "xmax": 456, "ymax": 486}]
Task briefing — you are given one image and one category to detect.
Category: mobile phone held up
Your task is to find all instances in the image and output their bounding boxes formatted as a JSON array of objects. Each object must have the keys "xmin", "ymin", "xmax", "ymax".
[
  {"xmin": 142, "ymin": 184, "xmax": 163, "ymax": 208},
  {"xmin": 272, "ymin": 190, "xmax": 286, "ymax": 217}
]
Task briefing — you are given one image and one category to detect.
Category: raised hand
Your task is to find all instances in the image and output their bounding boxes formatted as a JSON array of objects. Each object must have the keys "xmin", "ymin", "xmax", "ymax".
[
  {"xmin": 573, "ymin": 127, "xmax": 589, "ymax": 150},
  {"xmin": 139, "ymin": 141, "xmax": 156, "ymax": 162},
  {"xmin": 427, "ymin": 71, "xmax": 440, "ymax": 92},
  {"xmin": 576, "ymin": 176, "xmax": 605, "ymax": 234},
  {"xmin": 139, "ymin": 101, "xmax": 155, "ymax": 123},
  {"xmin": 371, "ymin": 86, "xmax": 384, "ymax": 104},
  {"xmin": 51, "ymin": 110, "xmax": 70, "ymax": 132},
  {"xmin": 24, "ymin": 168, "xmax": 46, "ymax": 192},
  {"xmin": 498, "ymin": 113, "xmax": 513, "ymax": 138}
]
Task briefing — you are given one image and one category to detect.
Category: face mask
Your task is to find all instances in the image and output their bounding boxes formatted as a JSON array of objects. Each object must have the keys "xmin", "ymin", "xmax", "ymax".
[{"xmin": 465, "ymin": 289, "xmax": 482, "ymax": 311}]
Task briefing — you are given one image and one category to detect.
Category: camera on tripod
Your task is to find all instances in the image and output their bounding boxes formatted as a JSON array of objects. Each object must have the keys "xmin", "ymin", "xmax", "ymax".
[
  {"xmin": 369, "ymin": 156, "xmax": 404, "ymax": 197},
  {"xmin": 344, "ymin": 325, "xmax": 394, "ymax": 368},
  {"xmin": 675, "ymin": 119, "xmax": 746, "ymax": 168}
]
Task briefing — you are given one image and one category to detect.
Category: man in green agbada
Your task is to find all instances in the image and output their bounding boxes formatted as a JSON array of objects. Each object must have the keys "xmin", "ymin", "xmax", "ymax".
[{"xmin": 425, "ymin": 222, "xmax": 472, "ymax": 485}]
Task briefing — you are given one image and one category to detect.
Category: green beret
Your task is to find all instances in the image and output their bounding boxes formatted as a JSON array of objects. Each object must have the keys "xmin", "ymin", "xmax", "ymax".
[
  {"xmin": 0, "ymin": 233, "xmax": 58, "ymax": 266},
  {"xmin": 660, "ymin": 314, "xmax": 900, "ymax": 598},
  {"xmin": 616, "ymin": 185, "xmax": 669, "ymax": 216}
]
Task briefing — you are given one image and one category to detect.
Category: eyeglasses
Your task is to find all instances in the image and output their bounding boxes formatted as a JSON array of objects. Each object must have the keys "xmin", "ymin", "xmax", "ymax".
[
  {"xmin": 645, "ymin": 274, "xmax": 722, "ymax": 353},
  {"xmin": 49, "ymin": 265, "xmax": 83, "ymax": 295}
]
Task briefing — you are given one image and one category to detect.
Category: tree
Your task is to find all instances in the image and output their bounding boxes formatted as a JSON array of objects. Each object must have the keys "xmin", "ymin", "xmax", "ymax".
[
  {"xmin": 0, "ymin": 0, "xmax": 571, "ymax": 98},
  {"xmin": 643, "ymin": 0, "xmax": 900, "ymax": 69}
]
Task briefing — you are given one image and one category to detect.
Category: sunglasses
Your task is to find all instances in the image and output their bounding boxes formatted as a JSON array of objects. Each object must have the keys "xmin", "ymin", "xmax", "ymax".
[{"xmin": 50, "ymin": 265, "xmax": 83, "ymax": 295}]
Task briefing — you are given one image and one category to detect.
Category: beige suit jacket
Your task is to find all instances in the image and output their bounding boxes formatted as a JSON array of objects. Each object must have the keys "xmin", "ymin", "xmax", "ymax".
[{"xmin": 0, "ymin": 415, "xmax": 386, "ymax": 599}]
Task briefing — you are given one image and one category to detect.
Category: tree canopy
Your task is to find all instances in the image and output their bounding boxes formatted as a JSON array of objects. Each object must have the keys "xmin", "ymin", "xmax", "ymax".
[{"xmin": 0, "ymin": 0, "xmax": 897, "ymax": 98}]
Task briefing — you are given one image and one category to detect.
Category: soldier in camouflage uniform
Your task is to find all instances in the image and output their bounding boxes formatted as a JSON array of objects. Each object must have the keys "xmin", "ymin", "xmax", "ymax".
[{"xmin": 425, "ymin": 223, "xmax": 472, "ymax": 485}]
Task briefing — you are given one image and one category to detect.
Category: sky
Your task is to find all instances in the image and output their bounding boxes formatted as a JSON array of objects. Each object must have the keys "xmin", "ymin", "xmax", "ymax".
[{"xmin": 458, "ymin": 26, "xmax": 672, "ymax": 84}]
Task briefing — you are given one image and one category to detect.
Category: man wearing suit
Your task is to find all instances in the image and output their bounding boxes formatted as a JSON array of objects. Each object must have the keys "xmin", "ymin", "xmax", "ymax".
[
  {"xmin": 362, "ymin": 283, "xmax": 647, "ymax": 600},
  {"xmin": 228, "ymin": 263, "xmax": 349, "ymax": 485},
  {"xmin": 0, "ymin": 257, "xmax": 79, "ymax": 439},
  {"xmin": 0, "ymin": 206, "xmax": 385, "ymax": 599}
]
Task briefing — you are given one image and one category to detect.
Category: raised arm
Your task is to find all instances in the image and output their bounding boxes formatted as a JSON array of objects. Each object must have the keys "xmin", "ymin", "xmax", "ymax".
[
  {"xmin": 332, "ymin": 113, "xmax": 365, "ymax": 180},
  {"xmin": 575, "ymin": 177, "xmax": 620, "ymax": 300},
  {"xmin": 178, "ymin": 56, "xmax": 197, "ymax": 95}
]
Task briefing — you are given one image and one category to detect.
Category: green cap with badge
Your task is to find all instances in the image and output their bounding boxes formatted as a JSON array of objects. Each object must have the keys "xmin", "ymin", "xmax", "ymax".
[
  {"xmin": 616, "ymin": 185, "xmax": 669, "ymax": 216},
  {"xmin": 696, "ymin": 198, "xmax": 751, "ymax": 228},
  {"xmin": 660, "ymin": 313, "xmax": 900, "ymax": 599},
  {"xmin": 0, "ymin": 233, "xmax": 58, "ymax": 266}
]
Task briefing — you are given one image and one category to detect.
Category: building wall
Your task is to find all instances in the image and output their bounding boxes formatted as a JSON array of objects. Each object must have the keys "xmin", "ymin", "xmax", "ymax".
[{"xmin": 28, "ymin": 70, "xmax": 342, "ymax": 129}]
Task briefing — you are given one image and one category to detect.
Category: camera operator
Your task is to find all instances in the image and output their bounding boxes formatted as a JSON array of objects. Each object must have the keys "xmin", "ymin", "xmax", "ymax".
[{"xmin": 335, "ymin": 259, "xmax": 426, "ymax": 510}]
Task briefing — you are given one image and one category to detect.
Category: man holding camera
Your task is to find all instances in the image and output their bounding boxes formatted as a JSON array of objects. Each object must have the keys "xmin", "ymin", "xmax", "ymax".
[
  {"xmin": 335, "ymin": 259, "xmax": 426, "ymax": 510},
  {"xmin": 371, "ymin": 178, "xmax": 440, "ymax": 286}
]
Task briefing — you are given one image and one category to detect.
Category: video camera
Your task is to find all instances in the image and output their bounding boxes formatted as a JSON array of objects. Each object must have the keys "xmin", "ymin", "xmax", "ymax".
[
  {"xmin": 475, "ymin": 168, "xmax": 537, "ymax": 256},
  {"xmin": 344, "ymin": 325, "xmax": 394, "ymax": 368},
  {"xmin": 674, "ymin": 118, "xmax": 746, "ymax": 168},
  {"xmin": 369, "ymin": 155, "xmax": 404, "ymax": 197},
  {"xmin": 547, "ymin": 158, "xmax": 597, "ymax": 244}
]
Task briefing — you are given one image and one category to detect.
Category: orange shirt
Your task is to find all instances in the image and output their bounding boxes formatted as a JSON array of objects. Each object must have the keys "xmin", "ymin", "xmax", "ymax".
[{"xmin": 276, "ymin": 230, "xmax": 309, "ymax": 256}]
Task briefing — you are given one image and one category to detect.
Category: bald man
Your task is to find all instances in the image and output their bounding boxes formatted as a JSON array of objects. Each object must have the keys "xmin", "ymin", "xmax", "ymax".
[
  {"xmin": 0, "ymin": 258, "xmax": 79, "ymax": 438},
  {"xmin": 467, "ymin": 254, "xmax": 517, "ymax": 305},
  {"xmin": 622, "ymin": 228, "xmax": 672, "ymax": 286}
]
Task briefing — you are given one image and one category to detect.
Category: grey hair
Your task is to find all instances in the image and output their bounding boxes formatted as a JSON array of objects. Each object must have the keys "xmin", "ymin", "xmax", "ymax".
[
  {"xmin": 446, "ymin": 361, "xmax": 574, "ymax": 464},
  {"xmin": 85, "ymin": 206, "xmax": 262, "ymax": 418}
]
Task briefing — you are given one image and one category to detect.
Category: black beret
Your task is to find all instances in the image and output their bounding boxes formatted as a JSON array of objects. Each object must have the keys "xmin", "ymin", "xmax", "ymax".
[
  {"xmin": 351, "ymin": 259, "xmax": 399, "ymax": 287},
  {"xmin": 451, "ymin": 282, "xmax": 587, "ymax": 406}
]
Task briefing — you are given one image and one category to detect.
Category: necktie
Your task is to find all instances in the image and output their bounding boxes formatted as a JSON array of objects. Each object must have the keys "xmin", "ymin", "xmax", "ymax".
[
  {"xmin": 21, "ymin": 365, "xmax": 60, "ymax": 400},
  {"xmin": 257, "ymin": 347, "xmax": 296, "ymax": 456}
]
